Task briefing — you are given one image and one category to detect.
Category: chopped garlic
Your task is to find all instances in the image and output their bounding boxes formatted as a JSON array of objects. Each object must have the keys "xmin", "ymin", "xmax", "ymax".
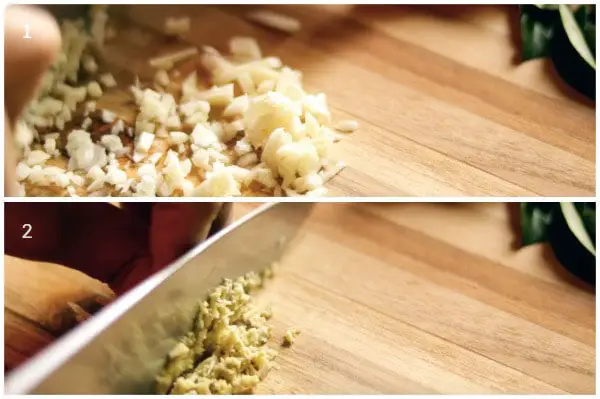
[
  {"xmin": 82, "ymin": 55, "xmax": 98, "ymax": 74},
  {"xmin": 302, "ymin": 93, "xmax": 331, "ymax": 125},
  {"xmin": 16, "ymin": 162, "xmax": 31, "ymax": 181},
  {"xmin": 275, "ymin": 141, "xmax": 321, "ymax": 187},
  {"xmin": 230, "ymin": 37, "xmax": 262, "ymax": 61},
  {"xmin": 168, "ymin": 342, "xmax": 190, "ymax": 359},
  {"xmin": 293, "ymin": 173, "xmax": 323, "ymax": 193},
  {"xmin": 321, "ymin": 160, "xmax": 346, "ymax": 183},
  {"xmin": 237, "ymin": 72, "xmax": 256, "ymax": 95},
  {"xmin": 137, "ymin": 163, "xmax": 158, "ymax": 179},
  {"xmin": 334, "ymin": 119, "xmax": 359, "ymax": 133},
  {"xmin": 19, "ymin": 21, "xmax": 346, "ymax": 197},
  {"xmin": 25, "ymin": 150, "xmax": 51, "ymax": 166},
  {"xmin": 105, "ymin": 165, "xmax": 127, "ymax": 185},
  {"xmin": 237, "ymin": 152, "xmax": 258, "ymax": 168},
  {"xmin": 199, "ymin": 84, "xmax": 234, "ymax": 107},
  {"xmin": 87, "ymin": 165, "xmax": 106, "ymax": 181},
  {"xmin": 81, "ymin": 117, "xmax": 92, "ymax": 130},
  {"xmin": 169, "ymin": 131, "xmax": 189, "ymax": 145},
  {"xmin": 101, "ymin": 110, "xmax": 116, "ymax": 123},
  {"xmin": 67, "ymin": 186, "xmax": 78, "ymax": 197},
  {"xmin": 157, "ymin": 271, "xmax": 282, "ymax": 395},
  {"xmin": 66, "ymin": 130, "xmax": 107, "ymax": 172},
  {"xmin": 149, "ymin": 47, "xmax": 198, "ymax": 69},
  {"xmin": 246, "ymin": 10, "xmax": 302, "ymax": 34},
  {"xmin": 136, "ymin": 131, "xmax": 155, "ymax": 153},
  {"xmin": 14, "ymin": 122, "xmax": 34, "ymax": 150},
  {"xmin": 101, "ymin": 135, "xmax": 124, "ymax": 152},
  {"xmin": 257, "ymin": 80, "xmax": 276, "ymax": 94},
  {"xmin": 27, "ymin": 165, "xmax": 46, "ymax": 184},
  {"xmin": 111, "ymin": 119, "xmax": 125, "ymax": 135},
  {"xmin": 222, "ymin": 120, "xmax": 244, "ymax": 143},
  {"xmin": 194, "ymin": 167, "xmax": 241, "ymax": 196},
  {"xmin": 99, "ymin": 73, "xmax": 117, "ymax": 88},
  {"xmin": 164, "ymin": 16, "xmax": 191, "ymax": 36},
  {"xmin": 148, "ymin": 152, "xmax": 163, "ymax": 165},
  {"xmin": 44, "ymin": 166, "xmax": 69, "ymax": 188},
  {"xmin": 223, "ymin": 94, "xmax": 249, "ymax": 118},
  {"xmin": 234, "ymin": 138, "xmax": 253, "ymax": 156},
  {"xmin": 282, "ymin": 328, "xmax": 300, "ymax": 347},
  {"xmin": 135, "ymin": 174, "xmax": 157, "ymax": 197},
  {"xmin": 87, "ymin": 81, "xmax": 103, "ymax": 98},
  {"xmin": 69, "ymin": 173, "xmax": 85, "ymax": 186},
  {"xmin": 155, "ymin": 69, "xmax": 170, "ymax": 86},
  {"xmin": 43, "ymin": 138, "xmax": 57, "ymax": 155},
  {"xmin": 191, "ymin": 124, "xmax": 219, "ymax": 148},
  {"xmin": 244, "ymin": 92, "xmax": 301, "ymax": 148},
  {"xmin": 305, "ymin": 186, "xmax": 328, "ymax": 197},
  {"xmin": 85, "ymin": 101, "xmax": 97, "ymax": 113}
]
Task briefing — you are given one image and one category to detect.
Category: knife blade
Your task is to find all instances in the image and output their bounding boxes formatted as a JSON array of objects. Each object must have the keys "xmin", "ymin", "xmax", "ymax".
[{"xmin": 5, "ymin": 202, "xmax": 313, "ymax": 394}]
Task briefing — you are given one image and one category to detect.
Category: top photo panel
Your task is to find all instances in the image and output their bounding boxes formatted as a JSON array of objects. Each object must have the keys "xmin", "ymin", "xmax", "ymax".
[{"xmin": 5, "ymin": 4, "xmax": 595, "ymax": 198}]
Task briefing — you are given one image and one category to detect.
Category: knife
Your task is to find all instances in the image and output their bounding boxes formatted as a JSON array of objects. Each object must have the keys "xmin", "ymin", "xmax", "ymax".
[{"xmin": 5, "ymin": 202, "xmax": 313, "ymax": 394}]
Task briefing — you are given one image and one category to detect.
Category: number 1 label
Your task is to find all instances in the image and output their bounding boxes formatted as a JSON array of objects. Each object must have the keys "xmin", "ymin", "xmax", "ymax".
[{"xmin": 24, "ymin": 24, "xmax": 31, "ymax": 39}]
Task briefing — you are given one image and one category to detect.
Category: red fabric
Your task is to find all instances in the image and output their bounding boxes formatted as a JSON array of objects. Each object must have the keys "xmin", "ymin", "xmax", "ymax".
[{"xmin": 5, "ymin": 203, "xmax": 209, "ymax": 295}]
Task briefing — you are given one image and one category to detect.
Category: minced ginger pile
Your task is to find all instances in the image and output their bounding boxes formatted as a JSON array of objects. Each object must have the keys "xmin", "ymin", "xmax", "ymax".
[
  {"xmin": 14, "ymin": 6, "xmax": 357, "ymax": 197},
  {"xmin": 156, "ymin": 270, "xmax": 297, "ymax": 395}
]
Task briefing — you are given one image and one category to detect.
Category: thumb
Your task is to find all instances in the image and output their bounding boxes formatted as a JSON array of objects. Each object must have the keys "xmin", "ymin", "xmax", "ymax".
[
  {"xmin": 5, "ymin": 118, "xmax": 18, "ymax": 196},
  {"xmin": 4, "ymin": 5, "xmax": 61, "ymax": 123},
  {"xmin": 4, "ymin": 6, "xmax": 61, "ymax": 196}
]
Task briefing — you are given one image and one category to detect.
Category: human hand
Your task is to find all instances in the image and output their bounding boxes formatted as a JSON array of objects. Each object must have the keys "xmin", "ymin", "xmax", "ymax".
[
  {"xmin": 5, "ymin": 203, "xmax": 230, "ymax": 295},
  {"xmin": 4, "ymin": 5, "xmax": 61, "ymax": 196}
]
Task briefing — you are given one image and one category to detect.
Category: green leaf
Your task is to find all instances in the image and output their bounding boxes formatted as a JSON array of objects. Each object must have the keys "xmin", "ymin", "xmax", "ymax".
[
  {"xmin": 517, "ymin": 5, "xmax": 595, "ymax": 99},
  {"xmin": 547, "ymin": 204, "xmax": 596, "ymax": 285},
  {"xmin": 574, "ymin": 5, "xmax": 596, "ymax": 57},
  {"xmin": 519, "ymin": 5, "xmax": 558, "ymax": 61},
  {"xmin": 584, "ymin": 24, "xmax": 596, "ymax": 56},
  {"xmin": 519, "ymin": 203, "xmax": 556, "ymax": 246},
  {"xmin": 549, "ymin": 7, "xmax": 596, "ymax": 99},
  {"xmin": 519, "ymin": 202, "xmax": 595, "ymax": 285},
  {"xmin": 558, "ymin": 4, "xmax": 596, "ymax": 69},
  {"xmin": 560, "ymin": 203, "xmax": 596, "ymax": 255},
  {"xmin": 574, "ymin": 202, "xmax": 596, "ymax": 241},
  {"xmin": 534, "ymin": 4, "xmax": 559, "ymax": 10}
]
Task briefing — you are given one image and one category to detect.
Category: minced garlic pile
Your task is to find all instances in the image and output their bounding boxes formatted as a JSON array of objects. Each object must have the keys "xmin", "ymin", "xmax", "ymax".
[
  {"xmin": 156, "ymin": 270, "xmax": 293, "ymax": 395},
  {"xmin": 14, "ymin": 6, "xmax": 357, "ymax": 197}
]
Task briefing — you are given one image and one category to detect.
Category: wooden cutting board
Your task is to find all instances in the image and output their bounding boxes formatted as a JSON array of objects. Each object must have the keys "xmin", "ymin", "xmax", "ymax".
[
  {"xmin": 4, "ymin": 203, "xmax": 595, "ymax": 393},
  {"xmin": 29, "ymin": 5, "xmax": 595, "ymax": 197}
]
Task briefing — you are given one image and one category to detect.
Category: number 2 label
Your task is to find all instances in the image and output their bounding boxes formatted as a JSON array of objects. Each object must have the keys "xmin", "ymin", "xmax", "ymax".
[{"xmin": 22, "ymin": 224, "xmax": 32, "ymax": 239}]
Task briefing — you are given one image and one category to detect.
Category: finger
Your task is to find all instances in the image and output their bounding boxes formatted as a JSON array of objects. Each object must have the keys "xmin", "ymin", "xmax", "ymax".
[
  {"xmin": 4, "ymin": 5, "xmax": 61, "ymax": 123},
  {"xmin": 108, "ymin": 203, "xmax": 224, "ymax": 295},
  {"xmin": 109, "ymin": 256, "xmax": 155, "ymax": 296},
  {"xmin": 4, "ymin": 203, "xmax": 150, "ymax": 284},
  {"xmin": 149, "ymin": 203, "xmax": 223, "ymax": 269},
  {"xmin": 209, "ymin": 203, "xmax": 233, "ymax": 236},
  {"xmin": 4, "ymin": 118, "xmax": 18, "ymax": 196}
]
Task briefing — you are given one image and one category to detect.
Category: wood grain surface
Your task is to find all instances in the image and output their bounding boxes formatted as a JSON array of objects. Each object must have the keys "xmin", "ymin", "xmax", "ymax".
[
  {"xmin": 25, "ymin": 5, "xmax": 595, "ymax": 197},
  {"xmin": 4, "ymin": 203, "xmax": 595, "ymax": 393}
]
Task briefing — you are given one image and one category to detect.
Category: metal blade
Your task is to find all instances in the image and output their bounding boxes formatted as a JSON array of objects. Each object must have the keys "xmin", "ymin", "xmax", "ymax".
[{"xmin": 5, "ymin": 202, "xmax": 313, "ymax": 394}]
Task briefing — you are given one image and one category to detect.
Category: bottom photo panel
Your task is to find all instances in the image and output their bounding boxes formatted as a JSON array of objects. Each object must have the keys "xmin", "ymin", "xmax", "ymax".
[{"xmin": 3, "ymin": 202, "xmax": 596, "ymax": 394}]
